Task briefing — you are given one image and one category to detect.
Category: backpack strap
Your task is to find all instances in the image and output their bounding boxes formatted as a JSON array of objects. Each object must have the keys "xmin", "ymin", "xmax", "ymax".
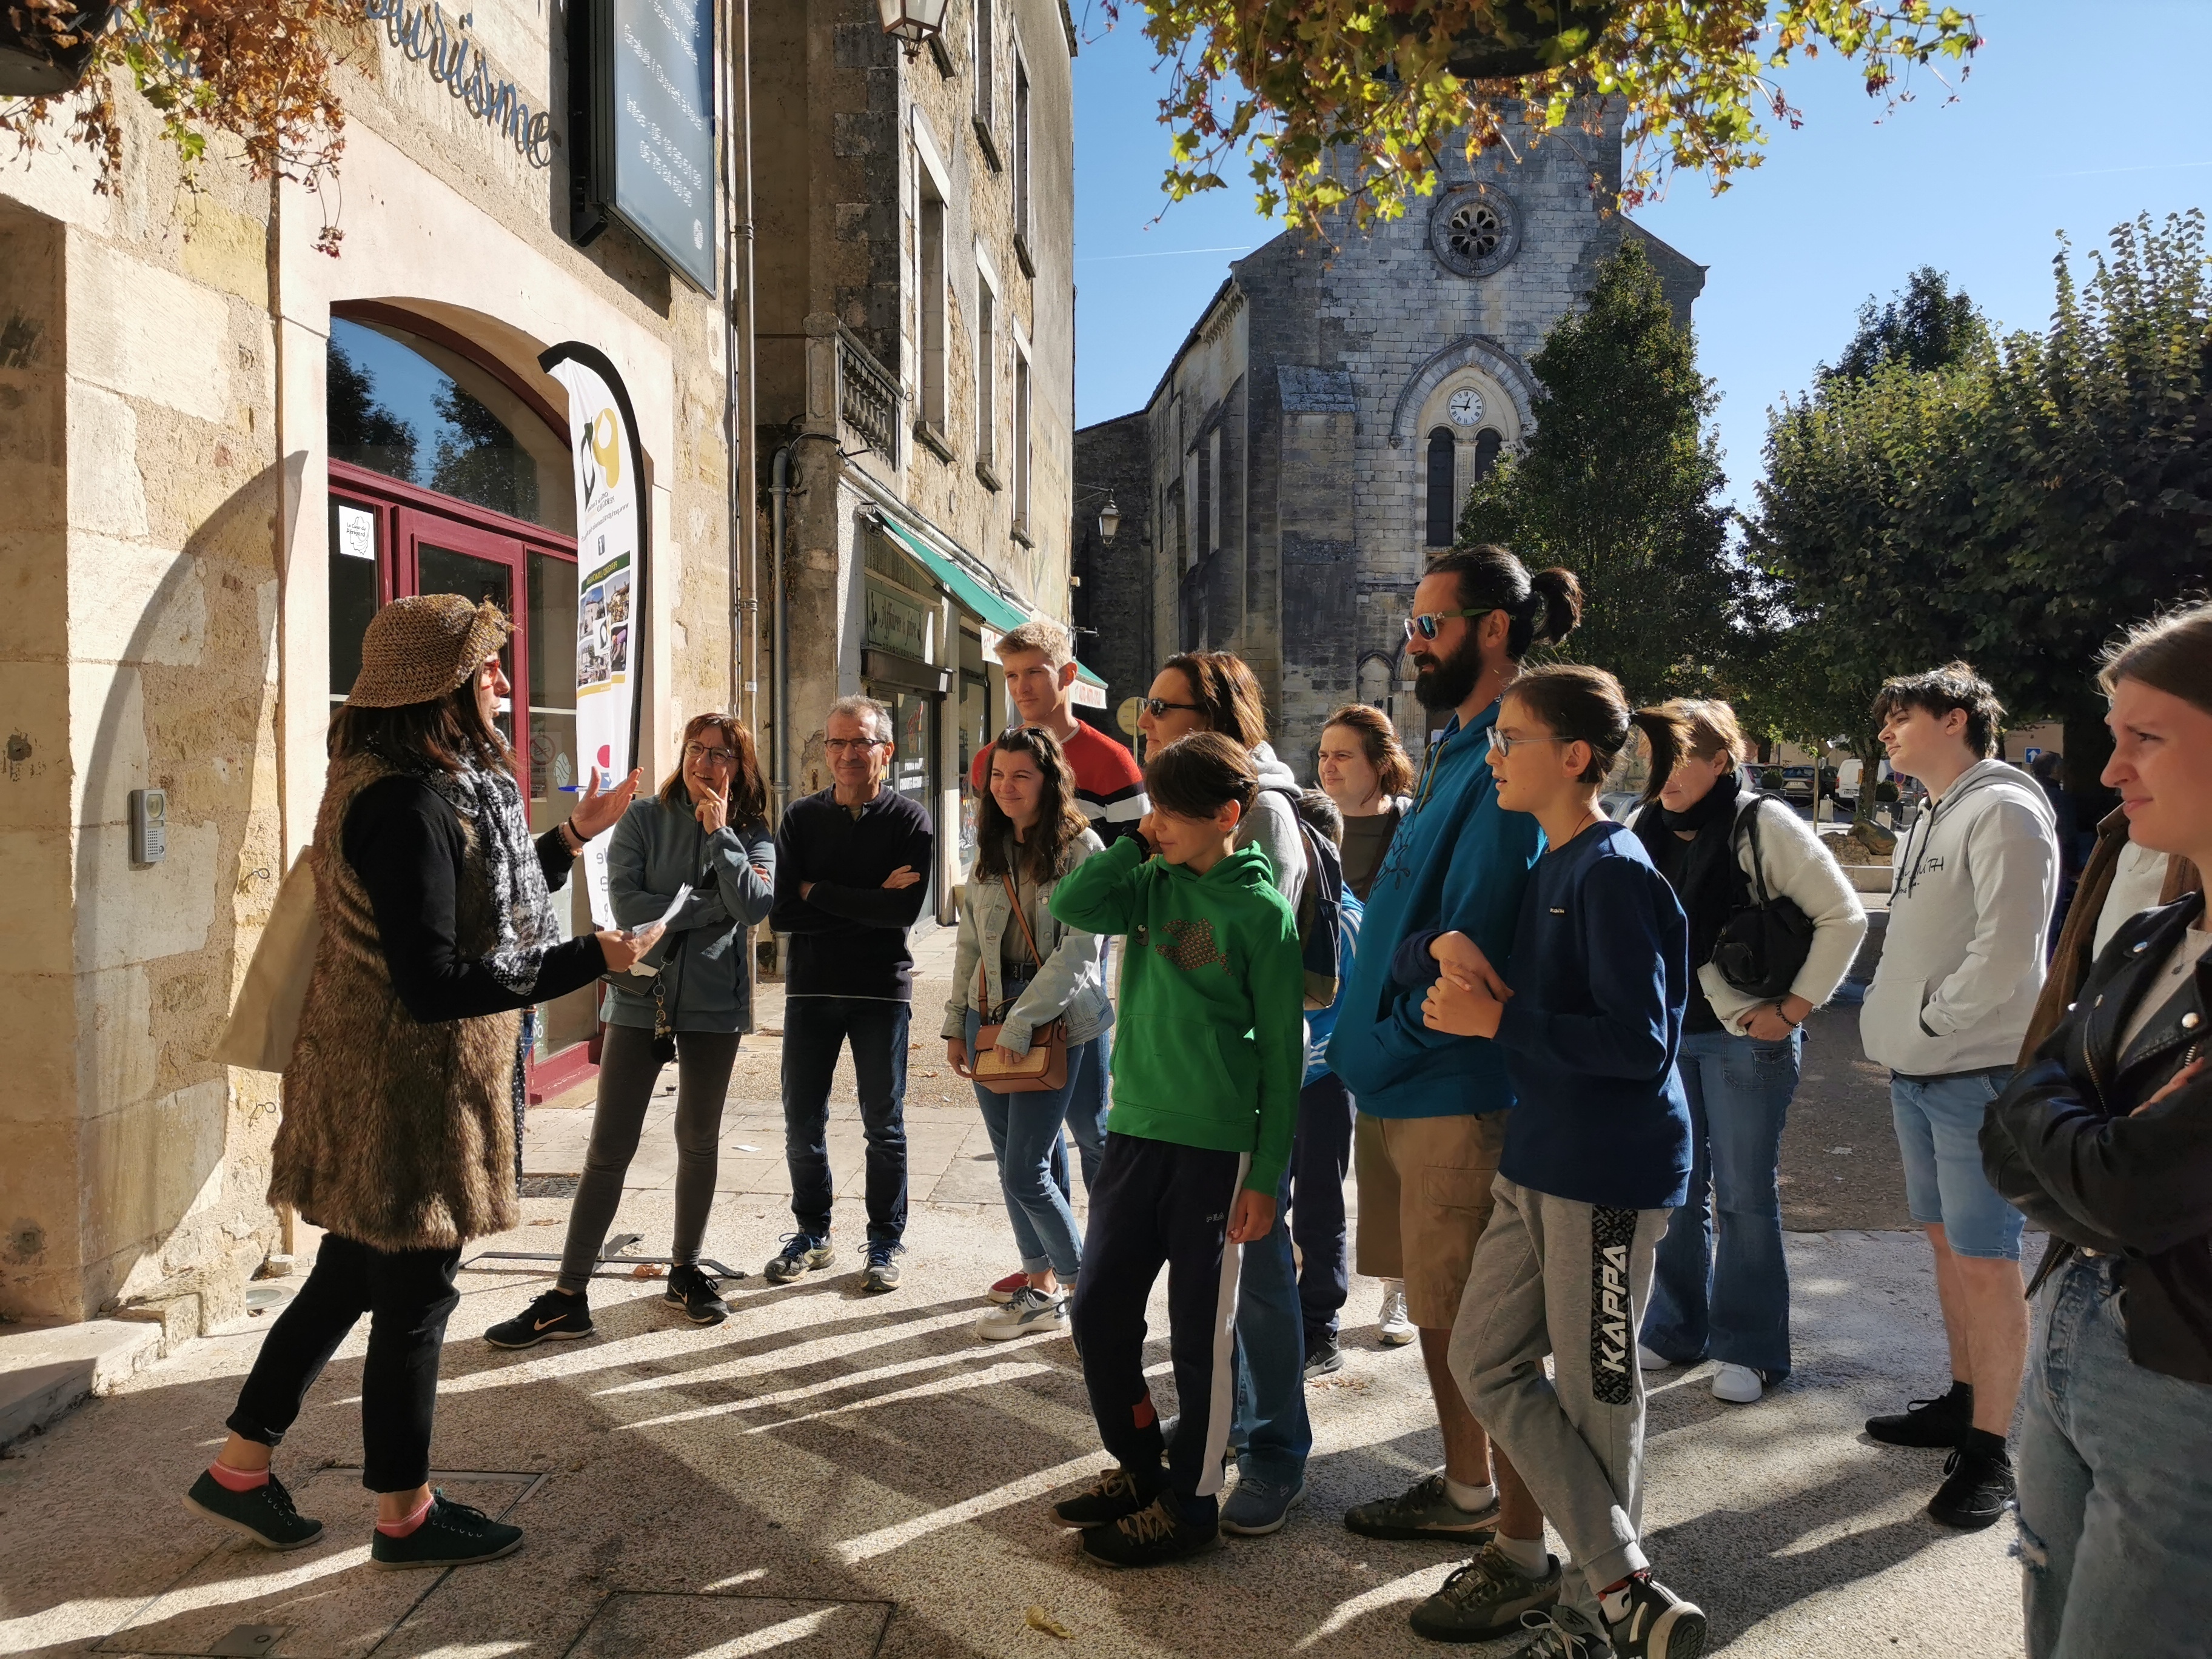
[{"xmin": 1732, "ymin": 793, "xmax": 1775, "ymax": 907}]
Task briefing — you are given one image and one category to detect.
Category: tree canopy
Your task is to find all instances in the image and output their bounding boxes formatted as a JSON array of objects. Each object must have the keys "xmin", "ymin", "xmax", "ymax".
[
  {"xmin": 1453, "ymin": 235, "xmax": 1734, "ymax": 703},
  {"xmin": 1112, "ymin": 0, "xmax": 1982, "ymax": 227}
]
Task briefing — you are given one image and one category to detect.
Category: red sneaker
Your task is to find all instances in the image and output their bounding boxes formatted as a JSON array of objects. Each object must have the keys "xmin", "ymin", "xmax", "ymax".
[{"xmin": 987, "ymin": 1271, "xmax": 1028, "ymax": 1305}]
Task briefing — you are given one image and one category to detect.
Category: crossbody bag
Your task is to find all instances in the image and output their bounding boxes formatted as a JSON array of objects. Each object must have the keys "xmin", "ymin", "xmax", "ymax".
[{"xmin": 953, "ymin": 873, "xmax": 1070, "ymax": 1094}]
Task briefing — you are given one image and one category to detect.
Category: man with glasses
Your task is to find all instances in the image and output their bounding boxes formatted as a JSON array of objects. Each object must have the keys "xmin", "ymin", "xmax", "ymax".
[
  {"xmin": 768, "ymin": 695, "xmax": 936, "ymax": 1293},
  {"xmin": 1326, "ymin": 548, "xmax": 1590, "ymax": 1645}
]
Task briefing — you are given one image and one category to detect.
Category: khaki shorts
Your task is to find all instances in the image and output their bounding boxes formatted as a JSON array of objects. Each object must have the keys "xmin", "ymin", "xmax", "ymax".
[{"xmin": 1355, "ymin": 1110, "xmax": 1507, "ymax": 1331}]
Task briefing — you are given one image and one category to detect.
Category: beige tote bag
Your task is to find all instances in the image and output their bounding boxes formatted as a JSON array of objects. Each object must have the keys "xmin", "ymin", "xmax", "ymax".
[{"xmin": 214, "ymin": 850, "xmax": 321, "ymax": 1073}]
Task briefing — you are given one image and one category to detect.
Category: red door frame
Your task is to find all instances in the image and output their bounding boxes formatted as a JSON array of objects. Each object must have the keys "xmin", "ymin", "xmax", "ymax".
[{"xmin": 327, "ymin": 459, "xmax": 598, "ymax": 1101}]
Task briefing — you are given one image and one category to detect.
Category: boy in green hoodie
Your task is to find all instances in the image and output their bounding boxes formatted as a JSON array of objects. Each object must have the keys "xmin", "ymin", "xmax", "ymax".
[{"xmin": 1045, "ymin": 731, "xmax": 1307, "ymax": 1567}]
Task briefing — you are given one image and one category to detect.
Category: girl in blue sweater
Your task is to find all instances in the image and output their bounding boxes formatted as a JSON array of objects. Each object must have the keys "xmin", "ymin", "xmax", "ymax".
[{"xmin": 1395, "ymin": 666, "xmax": 1704, "ymax": 1659}]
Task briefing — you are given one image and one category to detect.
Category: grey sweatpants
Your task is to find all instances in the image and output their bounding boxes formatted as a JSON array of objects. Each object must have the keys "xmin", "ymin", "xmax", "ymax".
[
  {"xmin": 1450, "ymin": 1176, "xmax": 1671, "ymax": 1627},
  {"xmin": 555, "ymin": 1024, "xmax": 742, "ymax": 1292}
]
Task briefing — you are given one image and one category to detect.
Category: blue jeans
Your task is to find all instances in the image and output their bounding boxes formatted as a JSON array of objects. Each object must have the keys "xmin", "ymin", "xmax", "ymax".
[
  {"xmin": 1642, "ymin": 1028, "xmax": 1800, "ymax": 1378},
  {"xmin": 781, "ymin": 996, "xmax": 909, "ymax": 1246},
  {"xmin": 1291, "ymin": 1072, "xmax": 1355, "ymax": 1347},
  {"xmin": 2018, "ymin": 1253, "xmax": 2212, "ymax": 1659},
  {"xmin": 1891, "ymin": 1067, "xmax": 2025, "ymax": 1260},
  {"xmin": 964, "ymin": 1008, "xmax": 1107, "ymax": 1281},
  {"xmin": 1232, "ymin": 1165, "xmax": 1314, "ymax": 1483}
]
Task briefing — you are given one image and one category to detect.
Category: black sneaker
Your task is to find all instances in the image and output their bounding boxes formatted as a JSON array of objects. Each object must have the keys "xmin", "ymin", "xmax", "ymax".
[
  {"xmin": 369, "ymin": 1491, "xmax": 525, "ymax": 1569},
  {"xmin": 1052, "ymin": 1466, "xmax": 1155, "ymax": 1529},
  {"xmin": 765, "ymin": 1233, "xmax": 834, "ymax": 1284},
  {"xmin": 1345, "ymin": 1472, "xmax": 1500, "ymax": 1542},
  {"xmin": 1927, "ymin": 1443, "xmax": 2015, "ymax": 1530},
  {"xmin": 665, "ymin": 1264, "xmax": 730, "ymax": 1325},
  {"xmin": 1409, "ymin": 1540, "xmax": 1563, "ymax": 1642},
  {"xmin": 859, "ymin": 1241, "xmax": 903, "ymax": 1293},
  {"xmin": 1079, "ymin": 1493, "xmax": 1219, "ymax": 1567},
  {"xmin": 182, "ymin": 1468, "xmax": 324, "ymax": 1550},
  {"xmin": 1865, "ymin": 1383, "xmax": 1971, "ymax": 1447},
  {"xmin": 1303, "ymin": 1333, "xmax": 1344, "ymax": 1379},
  {"xmin": 483, "ymin": 1289, "xmax": 594, "ymax": 1349},
  {"xmin": 1607, "ymin": 1574, "xmax": 1708, "ymax": 1659}
]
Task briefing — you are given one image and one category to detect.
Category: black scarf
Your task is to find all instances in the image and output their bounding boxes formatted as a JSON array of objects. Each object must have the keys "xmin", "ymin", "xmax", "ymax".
[{"xmin": 1634, "ymin": 769, "xmax": 1746, "ymax": 978}]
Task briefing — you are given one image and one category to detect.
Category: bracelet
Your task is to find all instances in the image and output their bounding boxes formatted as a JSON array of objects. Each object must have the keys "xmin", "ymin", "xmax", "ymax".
[{"xmin": 560, "ymin": 819, "xmax": 587, "ymax": 854}]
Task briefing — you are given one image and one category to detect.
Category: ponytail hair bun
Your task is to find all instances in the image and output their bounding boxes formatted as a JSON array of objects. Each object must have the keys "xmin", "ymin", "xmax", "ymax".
[{"xmin": 1526, "ymin": 568, "xmax": 1583, "ymax": 648}]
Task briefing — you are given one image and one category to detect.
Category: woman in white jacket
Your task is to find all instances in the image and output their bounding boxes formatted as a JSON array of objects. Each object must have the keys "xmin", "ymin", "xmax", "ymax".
[{"xmin": 1627, "ymin": 701, "xmax": 1868, "ymax": 1403}]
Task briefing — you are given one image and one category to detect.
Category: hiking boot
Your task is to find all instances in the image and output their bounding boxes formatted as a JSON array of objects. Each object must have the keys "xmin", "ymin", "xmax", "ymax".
[
  {"xmin": 1407, "ymin": 1539, "xmax": 1562, "ymax": 1642},
  {"xmin": 1927, "ymin": 1443, "xmax": 2016, "ymax": 1531},
  {"xmin": 1378, "ymin": 1282, "xmax": 1416, "ymax": 1346},
  {"xmin": 1052, "ymin": 1466, "xmax": 1154, "ymax": 1529},
  {"xmin": 987, "ymin": 1270, "xmax": 1028, "ymax": 1305},
  {"xmin": 765, "ymin": 1233, "xmax": 835, "ymax": 1284},
  {"xmin": 859, "ymin": 1241, "xmax": 903, "ymax": 1293},
  {"xmin": 1079, "ymin": 1493, "xmax": 1219, "ymax": 1567},
  {"xmin": 483, "ymin": 1289, "xmax": 593, "ymax": 1349},
  {"xmin": 1865, "ymin": 1383, "xmax": 1970, "ymax": 1447},
  {"xmin": 665, "ymin": 1264, "xmax": 729, "ymax": 1326},
  {"xmin": 182, "ymin": 1468, "xmax": 324, "ymax": 1550},
  {"xmin": 1515, "ymin": 1607, "xmax": 1617, "ymax": 1658},
  {"xmin": 369, "ymin": 1492, "xmax": 523, "ymax": 1569},
  {"xmin": 1220, "ymin": 1469, "xmax": 1305, "ymax": 1536},
  {"xmin": 1606, "ymin": 1574, "xmax": 1708, "ymax": 1659},
  {"xmin": 1345, "ymin": 1472, "xmax": 1500, "ymax": 1542},
  {"xmin": 1303, "ymin": 1333, "xmax": 1344, "ymax": 1379},
  {"xmin": 976, "ymin": 1285, "xmax": 1067, "ymax": 1341}
]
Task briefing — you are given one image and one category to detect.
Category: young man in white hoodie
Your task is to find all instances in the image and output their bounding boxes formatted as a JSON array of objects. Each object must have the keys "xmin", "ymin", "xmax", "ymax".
[{"xmin": 1859, "ymin": 663, "xmax": 2057, "ymax": 1532}]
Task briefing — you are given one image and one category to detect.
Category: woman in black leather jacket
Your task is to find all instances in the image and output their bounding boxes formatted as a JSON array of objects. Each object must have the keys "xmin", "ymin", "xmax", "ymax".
[{"xmin": 1980, "ymin": 602, "xmax": 2212, "ymax": 1659}]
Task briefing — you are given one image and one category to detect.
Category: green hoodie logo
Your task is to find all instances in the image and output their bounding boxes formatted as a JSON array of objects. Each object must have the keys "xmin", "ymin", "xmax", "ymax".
[{"xmin": 1155, "ymin": 917, "xmax": 1232, "ymax": 975}]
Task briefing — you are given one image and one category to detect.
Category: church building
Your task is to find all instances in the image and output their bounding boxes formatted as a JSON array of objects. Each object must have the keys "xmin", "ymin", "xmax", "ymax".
[{"xmin": 1071, "ymin": 100, "xmax": 1704, "ymax": 769}]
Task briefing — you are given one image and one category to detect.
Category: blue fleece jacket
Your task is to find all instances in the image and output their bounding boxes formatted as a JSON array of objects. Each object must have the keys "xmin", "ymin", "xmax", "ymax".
[
  {"xmin": 1324, "ymin": 699, "xmax": 1541, "ymax": 1118},
  {"xmin": 1395, "ymin": 821, "xmax": 1692, "ymax": 1210}
]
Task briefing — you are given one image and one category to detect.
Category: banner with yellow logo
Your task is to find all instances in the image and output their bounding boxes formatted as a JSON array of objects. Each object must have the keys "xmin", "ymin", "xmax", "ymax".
[{"xmin": 540, "ymin": 342, "xmax": 647, "ymax": 928}]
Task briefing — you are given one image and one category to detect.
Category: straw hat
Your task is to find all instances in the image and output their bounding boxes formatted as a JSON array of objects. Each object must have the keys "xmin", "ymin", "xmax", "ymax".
[{"xmin": 346, "ymin": 594, "xmax": 511, "ymax": 709}]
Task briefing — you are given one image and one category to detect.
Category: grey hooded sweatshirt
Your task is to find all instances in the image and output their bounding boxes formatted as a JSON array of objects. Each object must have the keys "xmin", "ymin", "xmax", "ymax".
[
  {"xmin": 1238, "ymin": 740, "xmax": 1308, "ymax": 914},
  {"xmin": 1860, "ymin": 757, "xmax": 2059, "ymax": 1076}
]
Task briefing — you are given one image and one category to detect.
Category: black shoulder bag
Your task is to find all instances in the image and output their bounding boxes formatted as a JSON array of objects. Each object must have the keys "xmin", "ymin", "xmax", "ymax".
[{"xmin": 1710, "ymin": 797, "xmax": 1817, "ymax": 998}]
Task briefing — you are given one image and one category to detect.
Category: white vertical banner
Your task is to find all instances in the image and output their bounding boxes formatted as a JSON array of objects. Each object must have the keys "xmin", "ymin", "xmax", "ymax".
[{"xmin": 539, "ymin": 343, "xmax": 648, "ymax": 928}]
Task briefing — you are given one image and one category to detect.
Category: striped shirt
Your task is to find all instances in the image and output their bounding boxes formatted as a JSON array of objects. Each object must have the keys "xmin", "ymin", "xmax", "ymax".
[{"xmin": 973, "ymin": 719, "xmax": 1148, "ymax": 850}]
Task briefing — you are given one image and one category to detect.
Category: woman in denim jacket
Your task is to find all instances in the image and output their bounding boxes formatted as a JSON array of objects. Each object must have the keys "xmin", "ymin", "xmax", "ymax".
[
  {"xmin": 944, "ymin": 725, "xmax": 1111, "ymax": 1341},
  {"xmin": 485, "ymin": 712, "xmax": 775, "ymax": 1346},
  {"xmin": 1980, "ymin": 605, "xmax": 2212, "ymax": 1659}
]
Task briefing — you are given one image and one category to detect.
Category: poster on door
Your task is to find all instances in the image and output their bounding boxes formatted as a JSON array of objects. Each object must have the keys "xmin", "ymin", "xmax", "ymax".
[{"xmin": 540, "ymin": 341, "xmax": 648, "ymax": 928}]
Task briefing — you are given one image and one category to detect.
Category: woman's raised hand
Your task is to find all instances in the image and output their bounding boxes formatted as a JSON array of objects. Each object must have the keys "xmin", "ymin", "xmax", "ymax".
[
  {"xmin": 695, "ymin": 780, "xmax": 729, "ymax": 834},
  {"xmin": 572, "ymin": 767, "xmax": 643, "ymax": 840}
]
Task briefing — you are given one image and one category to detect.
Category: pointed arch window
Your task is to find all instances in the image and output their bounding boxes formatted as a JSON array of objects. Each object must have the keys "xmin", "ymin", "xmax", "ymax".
[{"xmin": 1425, "ymin": 426, "xmax": 1458, "ymax": 548}]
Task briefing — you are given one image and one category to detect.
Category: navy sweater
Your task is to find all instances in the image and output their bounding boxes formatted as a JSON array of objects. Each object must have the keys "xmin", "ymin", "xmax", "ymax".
[
  {"xmin": 1397, "ymin": 820, "xmax": 1692, "ymax": 1210},
  {"xmin": 768, "ymin": 786, "xmax": 935, "ymax": 1000}
]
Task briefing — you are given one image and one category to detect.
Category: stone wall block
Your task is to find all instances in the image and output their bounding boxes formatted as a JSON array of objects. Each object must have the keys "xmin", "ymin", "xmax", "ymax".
[
  {"xmin": 66, "ymin": 660, "xmax": 148, "ymax": 828},
  {"xmin": 0, "ymin": 970, "xmax": 77, "ymax": 1119},
  {"xmin": 0, "ymin": 828, "xmax": 76, "ymax": 974},
  {"xmin": 75, "ymin": 819, "xmax": 218, "ymax": 972},
  {"xmin": 0, "ymin": 660, "xmax": 72, "ymax": 830},
  {"xmin": 67, "ymin": 388, "xmax": 150, "ymax": 538},
  {"xmin": 76, "ymin": 962, "xmax": 156, "ymax": 1122},
  {"xmin": 79, "ymin": 1076, "xmax": 227, "ymax": 1275},
  {"xmin": 67, "ymin": 537, "xmax": 206, "ymax": 668},
  {"xmin": 0, "ymin": 1116, "xmax": 83, "ymax": 1321},
  {"xmin": 67, "ymin": 237, "xmax": 232, "ymax": 423}
]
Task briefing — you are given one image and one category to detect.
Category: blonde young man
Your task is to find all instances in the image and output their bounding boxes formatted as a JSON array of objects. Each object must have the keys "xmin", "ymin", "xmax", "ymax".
[{"xmin": 972, "ymin": 620, "xmax": 1147, "ymax": 849}]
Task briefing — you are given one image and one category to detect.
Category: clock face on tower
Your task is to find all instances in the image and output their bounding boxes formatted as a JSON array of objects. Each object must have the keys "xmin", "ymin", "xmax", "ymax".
[{"xmin": 1449, "ymin": 387, "xmax": 1485, "ymax": 427}]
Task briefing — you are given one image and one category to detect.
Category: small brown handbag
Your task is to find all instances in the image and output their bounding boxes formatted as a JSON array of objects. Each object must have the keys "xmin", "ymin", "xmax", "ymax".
[{"xmin": 954, "ymin": 873, "xmax": 1070, "ymax": 1094}]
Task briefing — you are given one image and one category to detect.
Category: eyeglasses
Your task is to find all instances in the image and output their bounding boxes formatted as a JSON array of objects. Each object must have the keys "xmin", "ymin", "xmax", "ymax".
[
  {"xmin": 1404, "ymin": 608, "xmax": 1497, "ymax": 642},
  {"xmin": 1141, "ymin": 697, "xmax": 1204, "ymax": 719},
  {"xmin": 823, "ymin": 737, "xmax": 888, "ymax": 754},
  {"xmin": 1486, "ymin": 726, "xmax": 1570, "ymax": 759},
  {"xmin": 683, "ymin": 742, "xmax": 737, "ymax": 765}
]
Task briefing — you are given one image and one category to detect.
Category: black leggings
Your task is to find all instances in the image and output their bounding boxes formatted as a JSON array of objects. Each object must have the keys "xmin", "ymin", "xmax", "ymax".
[
  {"xmin": 227, "ymin": 1232, "xmax": 461, "ymax": 1492},
  {"xmin": 557, "ymin": 1023, "xmax": 741, "ymax": 1291}
]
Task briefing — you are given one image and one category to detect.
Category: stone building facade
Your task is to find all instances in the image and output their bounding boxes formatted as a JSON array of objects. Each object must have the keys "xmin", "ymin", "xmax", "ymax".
[
  {"xmin": 1, "ymin": 2, "xmax": 740, "ymax": 1331},
  {"xmin": 753, "ymin": 0, "xmax": 1081, "ymax": 912},
  {"xmin": 1073, "ymin": 102, "xmax": 1703, "ymax": 772}
]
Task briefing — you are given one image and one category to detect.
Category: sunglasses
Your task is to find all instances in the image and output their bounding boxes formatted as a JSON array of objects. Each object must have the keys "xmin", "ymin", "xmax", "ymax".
[
  {"xmin": 1141, "ymin": 697, "xmax": 1204, "ymax": 719},
  {"xmin": 1404, "ymin": 607, "xmax": 1498, "ymax": 642}
]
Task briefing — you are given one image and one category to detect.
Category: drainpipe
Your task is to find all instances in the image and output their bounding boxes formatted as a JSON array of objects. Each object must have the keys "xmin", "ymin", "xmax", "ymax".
[
  {"xmin": 770, "ymin": 443, "xmax": 792, "ymax": 817},
  {"xmin": 722, "ymin": 0, "xmax": 761, "ymax": 730}
]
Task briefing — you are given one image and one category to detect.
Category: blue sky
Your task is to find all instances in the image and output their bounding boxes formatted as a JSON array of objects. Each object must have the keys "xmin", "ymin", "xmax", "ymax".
[{"xmin": 1070, "ymin": 0, "xmax": 2212, "ymax": 509}]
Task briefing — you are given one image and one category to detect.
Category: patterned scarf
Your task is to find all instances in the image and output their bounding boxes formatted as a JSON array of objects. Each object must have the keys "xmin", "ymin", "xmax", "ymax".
[{"xmin": 420, "ymin": 756, "xmax": 563, "ymax": 996}]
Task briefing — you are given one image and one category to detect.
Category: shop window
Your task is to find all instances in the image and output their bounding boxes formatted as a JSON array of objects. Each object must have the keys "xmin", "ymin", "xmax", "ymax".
[{"xmin": 327, "ymin": 315, "xmax": 575, "ymax": 535}]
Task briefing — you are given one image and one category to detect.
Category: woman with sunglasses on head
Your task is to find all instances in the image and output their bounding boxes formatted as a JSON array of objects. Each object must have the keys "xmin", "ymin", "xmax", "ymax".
[
  {"xmin": 1980, "ymin": 603, "xmax": 2212, "ymax": 1659},
  {"xmin": 485, "ymin": 711, "xmax": 775, "ymax": 1346},
  {"xmin": 944, "ymin": 726, "xmax": 1112, "ymax": 1341},
  {"xmin": 1136, "ymin": 652, "xmax": 1306, "ymax": 911},
  {"xmin": 1624, "ymin": 700, "xmax": 1866, "ymax": 1406}
]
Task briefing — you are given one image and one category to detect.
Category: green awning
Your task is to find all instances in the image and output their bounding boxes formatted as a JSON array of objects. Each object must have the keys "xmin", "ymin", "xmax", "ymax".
[
  {"xmin": 1074, "ymin": 661, "xmax": 1106, "ymax": 689},
  {"xmin": 874, "ymin": 514, "xmax": 1029, "ymax": 637}
]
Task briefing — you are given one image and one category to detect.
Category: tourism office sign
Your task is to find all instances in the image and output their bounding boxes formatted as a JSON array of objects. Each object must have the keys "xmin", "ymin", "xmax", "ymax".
[{"xmin": 575, "ymin": 0, "xmax": 717, "ymax": 295}]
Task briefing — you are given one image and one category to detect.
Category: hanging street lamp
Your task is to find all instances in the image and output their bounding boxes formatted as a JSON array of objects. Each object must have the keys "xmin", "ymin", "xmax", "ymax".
[
  {"xmin": 1098, "ymin": 495, "xmax": 1121, "ymax": 546},
  {"xmin": 875, "ymin": 0, "xmax": 950, "ymax": 59}
]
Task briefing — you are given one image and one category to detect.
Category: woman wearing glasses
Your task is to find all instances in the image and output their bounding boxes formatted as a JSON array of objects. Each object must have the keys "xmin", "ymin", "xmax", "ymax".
[
  {"xmin": 486, "ymin": 712, "xmax": 776, "ymax": 1346},
  {"xmin": 1136, "ymin": 651, "xmax": 1307, "ymax": 910}
]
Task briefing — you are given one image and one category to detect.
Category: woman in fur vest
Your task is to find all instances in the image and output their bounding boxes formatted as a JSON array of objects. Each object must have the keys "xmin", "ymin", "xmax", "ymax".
[{"xmin": 182, "ymin": 594, "xmax": 657, "ymax": 1569}]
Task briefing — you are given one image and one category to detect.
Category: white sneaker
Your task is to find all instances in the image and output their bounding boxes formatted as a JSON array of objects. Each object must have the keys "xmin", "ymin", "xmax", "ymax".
[
  {"xmin": 1637, "ymin": 1343, "xmax": 1674, "ymax": 1372},
  {"xmin": 1378, "ymin": 1282, "xmax": 1416, "ymax": 1346},
  {"xmin": 976, "ymin": 1286, "xmax": 1068, "ymax": 1341},
  {"xmin": 1711, "ymin": 1362, "xmax": 1765, "ymax": 1403}
]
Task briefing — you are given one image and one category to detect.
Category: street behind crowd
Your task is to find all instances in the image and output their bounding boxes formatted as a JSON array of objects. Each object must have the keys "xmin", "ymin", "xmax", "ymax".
[{"xmin": 1, "ymin": 942, "xmax": 2033, "ymax": 1659}]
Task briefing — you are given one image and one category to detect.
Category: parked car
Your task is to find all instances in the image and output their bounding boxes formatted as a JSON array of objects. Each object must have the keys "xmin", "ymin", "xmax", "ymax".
[
  {"xmin": 1599, "ymin": 789, "xmax": 1641, "ymax": 823},
  {"xmin": 1778, "ymin": 766, "xmax": 1817, "ymax": 803}
]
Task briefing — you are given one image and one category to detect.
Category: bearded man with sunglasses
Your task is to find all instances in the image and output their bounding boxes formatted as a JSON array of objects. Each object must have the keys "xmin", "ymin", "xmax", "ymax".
[{"xmin": 1324, "ymin": 549, "xmax": 1586, "ymax": 1614}]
